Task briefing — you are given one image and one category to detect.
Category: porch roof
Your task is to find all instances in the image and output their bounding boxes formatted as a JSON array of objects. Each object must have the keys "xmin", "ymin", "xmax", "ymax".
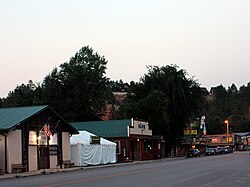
[{"xmin": 70, "ymin": 119, "xmax": 131, "ymax": 138}]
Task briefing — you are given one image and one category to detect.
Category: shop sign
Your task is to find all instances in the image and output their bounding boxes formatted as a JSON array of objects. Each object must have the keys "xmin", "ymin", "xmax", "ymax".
[{"xmin": 184, "ymin": 130, "xmax": 197, "ymax": 135}]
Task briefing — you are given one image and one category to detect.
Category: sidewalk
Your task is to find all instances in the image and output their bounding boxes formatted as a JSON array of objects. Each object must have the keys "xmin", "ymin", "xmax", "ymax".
[{"xmin": 0, "ymin": 157, "xmax": 184, "ymax": 181}]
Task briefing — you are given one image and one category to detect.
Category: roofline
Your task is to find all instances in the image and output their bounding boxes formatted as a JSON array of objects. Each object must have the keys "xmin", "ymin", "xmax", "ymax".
[
  {"xmin": 5, "ymin": 105, "xmax": 49, "ymax": 131},
  {"xmin": 49, "ymin": 107, "xmax": 79, "ymax": 134},
  {"xmin": 0, "ymin": 105, "xmax": 78, "ymax": 134}
]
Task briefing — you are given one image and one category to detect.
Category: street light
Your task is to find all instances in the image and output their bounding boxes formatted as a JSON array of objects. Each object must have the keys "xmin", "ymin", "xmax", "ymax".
[{"xmin": 224, "ymin": 120, "xmax": 229, "ymax": 142}]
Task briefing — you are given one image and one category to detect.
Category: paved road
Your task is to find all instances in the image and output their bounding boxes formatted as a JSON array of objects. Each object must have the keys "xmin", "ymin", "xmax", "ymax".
[{"xmin": 1, "ymin": 152, "xmax": 250, "ymax": 187}]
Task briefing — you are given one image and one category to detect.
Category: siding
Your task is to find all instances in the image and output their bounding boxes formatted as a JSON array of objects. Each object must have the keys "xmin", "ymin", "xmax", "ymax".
[
  {"xmin": 62, "ymin": 132, "xmax": 70, "ymax": 161},
  {"xmin": 7, "ymin": 130, "xmax": 22, "ymax": 173},
  {"xmin": 28, "ymin": 146, "xmax": 38, "ymax": 171},
  {"xmin": 0, "ymin": 134, "xmax": 5, "ymax": 171},
  {"xmin": 50, "ymin": 155, "xmax": 58, "ymax": 169}
]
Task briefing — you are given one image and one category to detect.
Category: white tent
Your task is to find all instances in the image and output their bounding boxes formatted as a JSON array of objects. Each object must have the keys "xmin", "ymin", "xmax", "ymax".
[{"xmin": 70, "ymin": 131, "xmax": 116, "ymax": 166}]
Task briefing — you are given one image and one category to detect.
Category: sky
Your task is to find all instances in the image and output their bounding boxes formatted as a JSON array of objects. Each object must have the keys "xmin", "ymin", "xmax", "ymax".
[{"xmin": 0, "ymin": 0, "xmax": 250, "ymax": 98}]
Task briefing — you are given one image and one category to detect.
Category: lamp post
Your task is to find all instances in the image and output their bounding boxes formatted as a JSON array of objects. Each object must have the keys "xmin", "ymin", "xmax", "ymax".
[{"xmin": 224, "ymin": 120, "xmax": 229, "ymax": 143}]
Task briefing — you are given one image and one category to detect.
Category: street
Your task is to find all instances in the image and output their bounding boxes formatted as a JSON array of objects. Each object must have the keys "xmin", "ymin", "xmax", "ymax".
[{"xmin": 1, "ymin": 152, "xmax": 250, "ymax": 187}]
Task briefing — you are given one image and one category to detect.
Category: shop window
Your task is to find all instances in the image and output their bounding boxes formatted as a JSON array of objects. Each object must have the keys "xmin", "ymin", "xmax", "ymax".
[
  {"xmin": 144, "ymin": 141, "xmax": 152, "ymax": 152},
  {"xmin": 29, "ymin": 131, "xmax": 37, "ymax": 145}
]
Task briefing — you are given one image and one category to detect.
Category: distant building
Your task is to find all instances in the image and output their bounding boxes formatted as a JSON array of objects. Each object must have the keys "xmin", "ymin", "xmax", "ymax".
[
  {"xmin": 101, "ymin": 92, "xmax": 128, "ymax": 120},
  {"xmin": 113, "ymin": 92, "xmax": 127, "ymax": 105},
  {"xmin": 200, "ymin": 134, "xmax": 234, "ymax": 147},
  {"xmin": 234, "ymin": 132, "xmax": 250, "ymax": 150}
]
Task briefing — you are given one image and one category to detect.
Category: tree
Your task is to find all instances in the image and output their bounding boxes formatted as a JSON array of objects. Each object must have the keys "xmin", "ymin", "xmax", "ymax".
[
  {"xmin": 137, "ymin": 90, "xmax": 169, "ymax": 135},
  {"xmin": 2, "ymin": 80, "xmax": 39, "ymax": 107},
  {"xmin": 41, "ymin": 46, "xmax": 111, "ymax": 121},
  {"xmin": 0, "ymin": 97, "xmax": 2, "ymax": 108},
  {"xmin": 119, "ymin": 65, "xmax": 202, "ymax": 157},
  {"xmin": 206, "ymin": 116, "xmax": 225, "ymax": 134},
  {"xmin": 109, "ymin": 79, "xmax": 129, "ymax": 92}
]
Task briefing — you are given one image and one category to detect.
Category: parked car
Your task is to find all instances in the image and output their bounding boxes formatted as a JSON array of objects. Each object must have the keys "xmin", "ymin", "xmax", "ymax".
[
  {"xmin": 215, "ymin": 147, "xmax": 225, "ymax": 155},
  {"xmin": 205, "ymin": 148, "xmax": 216, "ymax": 156},
  {"xmin": 223, "ymin": 146, "xmax": 233, "ymax": 153},
  {"xmin": 187, "ymin": 149, "xmax": 201, "ymax": 158}
]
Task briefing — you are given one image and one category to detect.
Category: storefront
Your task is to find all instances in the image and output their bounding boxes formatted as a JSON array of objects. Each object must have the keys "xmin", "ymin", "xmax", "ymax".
[
  {"xmin": 0, "ymin": 105, "xmax": 78, "ymax": 174},
  {"xmin": 71, "ymin": 119, "xmax": 162, "ymax": 162}
]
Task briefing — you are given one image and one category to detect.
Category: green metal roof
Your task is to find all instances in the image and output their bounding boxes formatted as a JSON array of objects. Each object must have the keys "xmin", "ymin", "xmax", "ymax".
[
  {"xmin": 0, "ymin": 105, "xmax": 48, "ymax": 131},
  {"xmin": 0, "ymin": 105, "xmax": 78, "ymax": 134},
  {"xmin": 70, "ymin": 119, "xmax": 131, "ymax": 138}
]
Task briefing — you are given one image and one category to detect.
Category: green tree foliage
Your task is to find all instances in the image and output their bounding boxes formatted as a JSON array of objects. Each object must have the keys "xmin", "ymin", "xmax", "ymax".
[
  {"xmin": 137, "ymin": 90, "xmax": 169, "ymax": 135},
  {"xmin": 41, "ymin": 46, "xmax": 111, "ymax": 121},
  {"xmin": 2, "ymin": 80, "xmax": 42, "ymax": 107},
  {"xmin": 0, "ymin": 98, "xmax": 3, "ymax": 108},
  {"xmin": 109, "ymin": 79, "xmax": 129, "ymax": 92},
  {"xmin": 119, "ymin": 65, "xmax": 202, "ymax": 157},
  {"xmin": 206, "ymin": 116, "xmax": 225, "ymax": 134},
  {"xmin": 202, "ymin": 82, "xmax": 250, "ymax": 134}
]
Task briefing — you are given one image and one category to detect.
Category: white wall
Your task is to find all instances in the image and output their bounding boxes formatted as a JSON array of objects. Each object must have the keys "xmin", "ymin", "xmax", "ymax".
[
  {"xmin": 50, "ymin": 155, "xmax": 58, "ymax": 169},
  {"xmin": 62, "ymin": 132, "xmax": 71, "ymax": 161},
  {"xmin": 28, "ymin": 146, "xmax": 38, "ymax": 171},
  {"xmin": 7, "ymin": 130, "xmax": 22, "ymax": 173},
  {"xmin": 0, "ymin": 134, "xmax": 5, "ymax": 171}
]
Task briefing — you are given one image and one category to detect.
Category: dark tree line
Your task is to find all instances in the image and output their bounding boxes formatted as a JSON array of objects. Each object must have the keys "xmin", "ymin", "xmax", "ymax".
[{"xmin": 202, "ymin": 83, "xmax": 250, "ymax": 134}]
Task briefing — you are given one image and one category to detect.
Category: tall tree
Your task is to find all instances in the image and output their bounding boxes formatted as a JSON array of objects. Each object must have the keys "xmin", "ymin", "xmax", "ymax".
[
  {"xmin": 42, "ymin": 46, "xmax": 111, "ymax": 121},
  {"xmin": 119, "ymin": 65, "xmax": 202, "ymax": 157}
]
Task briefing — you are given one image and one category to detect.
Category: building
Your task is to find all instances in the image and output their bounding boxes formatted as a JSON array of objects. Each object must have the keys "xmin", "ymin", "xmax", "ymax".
[
  {"xmin": 71, "ymin": 119, "xmax": 163, "ymax": 162},
  {"xmin": 200, "ymin": 134, "xmax": 234, "ymax": 148},
  {"xmin": 0, "ymin": 105, "xmax": 78, "ymax": 174},
  {"xmin": 234, "ymin": 132, "xmax": 250, "ymax": 150}
]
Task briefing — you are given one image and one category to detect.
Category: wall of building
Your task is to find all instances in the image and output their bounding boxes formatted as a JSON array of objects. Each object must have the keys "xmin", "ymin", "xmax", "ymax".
[
  {"xmin": 50, "ymin": 155, "xmax": 58, "ymax": 169},
  {"xmin": 7, "ymin": 130, "xmax": 22, "ymax": 173},
  {"xmin": 62, "ymin": 132, "xmax": 71, "ymax": 161},
  {"xmin": 0, "ymin": 134, "xmax": 5, "ymax": 171},
  {"xmin": 28, "ymin": 146, "xmax": 38, "ymax": 171},
  {"xmin": 109, "ymin": 138, "xmax": 127, "ymax": 162}
]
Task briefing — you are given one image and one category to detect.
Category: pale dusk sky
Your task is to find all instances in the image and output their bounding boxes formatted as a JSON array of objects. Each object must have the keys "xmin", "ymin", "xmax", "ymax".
[{"xmin": 1, "ymin": 0, "xmax": 250, "ymax": 97}]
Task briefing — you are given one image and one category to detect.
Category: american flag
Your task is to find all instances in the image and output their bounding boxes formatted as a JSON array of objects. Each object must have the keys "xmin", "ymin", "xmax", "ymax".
[{"xmin": 43, "ymin": 124, "xmax": 52, "ymax": 137}]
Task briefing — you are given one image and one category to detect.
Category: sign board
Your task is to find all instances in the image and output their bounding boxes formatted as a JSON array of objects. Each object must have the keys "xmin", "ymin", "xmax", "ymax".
[
  {"xmin": 49, "ymin": 146, "xmax": 58, "ymax": 155},
  {"xmin": 184, "ymin": 130, "xmax": 197, "ymax": 135},
  {"xmin": 91, "ymin": 136, "xmax": 100, "ymax": 144},
  {"xmin": 130, "ymin": 120, "xmax": 152, "ymax": 136}
]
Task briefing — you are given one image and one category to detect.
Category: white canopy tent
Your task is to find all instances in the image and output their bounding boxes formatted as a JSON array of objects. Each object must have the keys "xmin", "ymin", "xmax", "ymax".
[{"xmin": 70, "ymin": 131, "xmax": 116, "ymax": 166}]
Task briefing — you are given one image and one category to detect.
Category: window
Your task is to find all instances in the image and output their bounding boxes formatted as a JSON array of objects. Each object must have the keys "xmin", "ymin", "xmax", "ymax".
[
  {"xmin": 144, "ymin": 141, "xmax": 152, "ymax": 153},
  {"xmin": 29, "ymin": 131, "xmax": 37, "ymax": 145},
  {"xmin": 49, "ymin": 133, "xmax": 58, "ymax": 145}
]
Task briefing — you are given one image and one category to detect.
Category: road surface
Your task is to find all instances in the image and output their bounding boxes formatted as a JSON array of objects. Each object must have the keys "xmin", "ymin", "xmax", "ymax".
[{"xmin": 1, "ymin": 151, "xmax": 250, "ymax": 187}]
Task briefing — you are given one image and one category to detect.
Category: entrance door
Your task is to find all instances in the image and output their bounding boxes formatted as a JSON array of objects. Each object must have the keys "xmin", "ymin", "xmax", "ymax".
[
  {"xmin": 131, "ymin": 140, "xmax": 140, "ymax": 160},
  {"xmin": 39, "ymin": 146, "xmax": 49, "ymax": 169}
]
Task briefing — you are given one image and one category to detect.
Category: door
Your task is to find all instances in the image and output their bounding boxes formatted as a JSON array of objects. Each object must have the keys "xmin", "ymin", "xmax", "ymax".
[{"xmin": 38, "ymin": 146, "xmax": 49, "ymax": 169}]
